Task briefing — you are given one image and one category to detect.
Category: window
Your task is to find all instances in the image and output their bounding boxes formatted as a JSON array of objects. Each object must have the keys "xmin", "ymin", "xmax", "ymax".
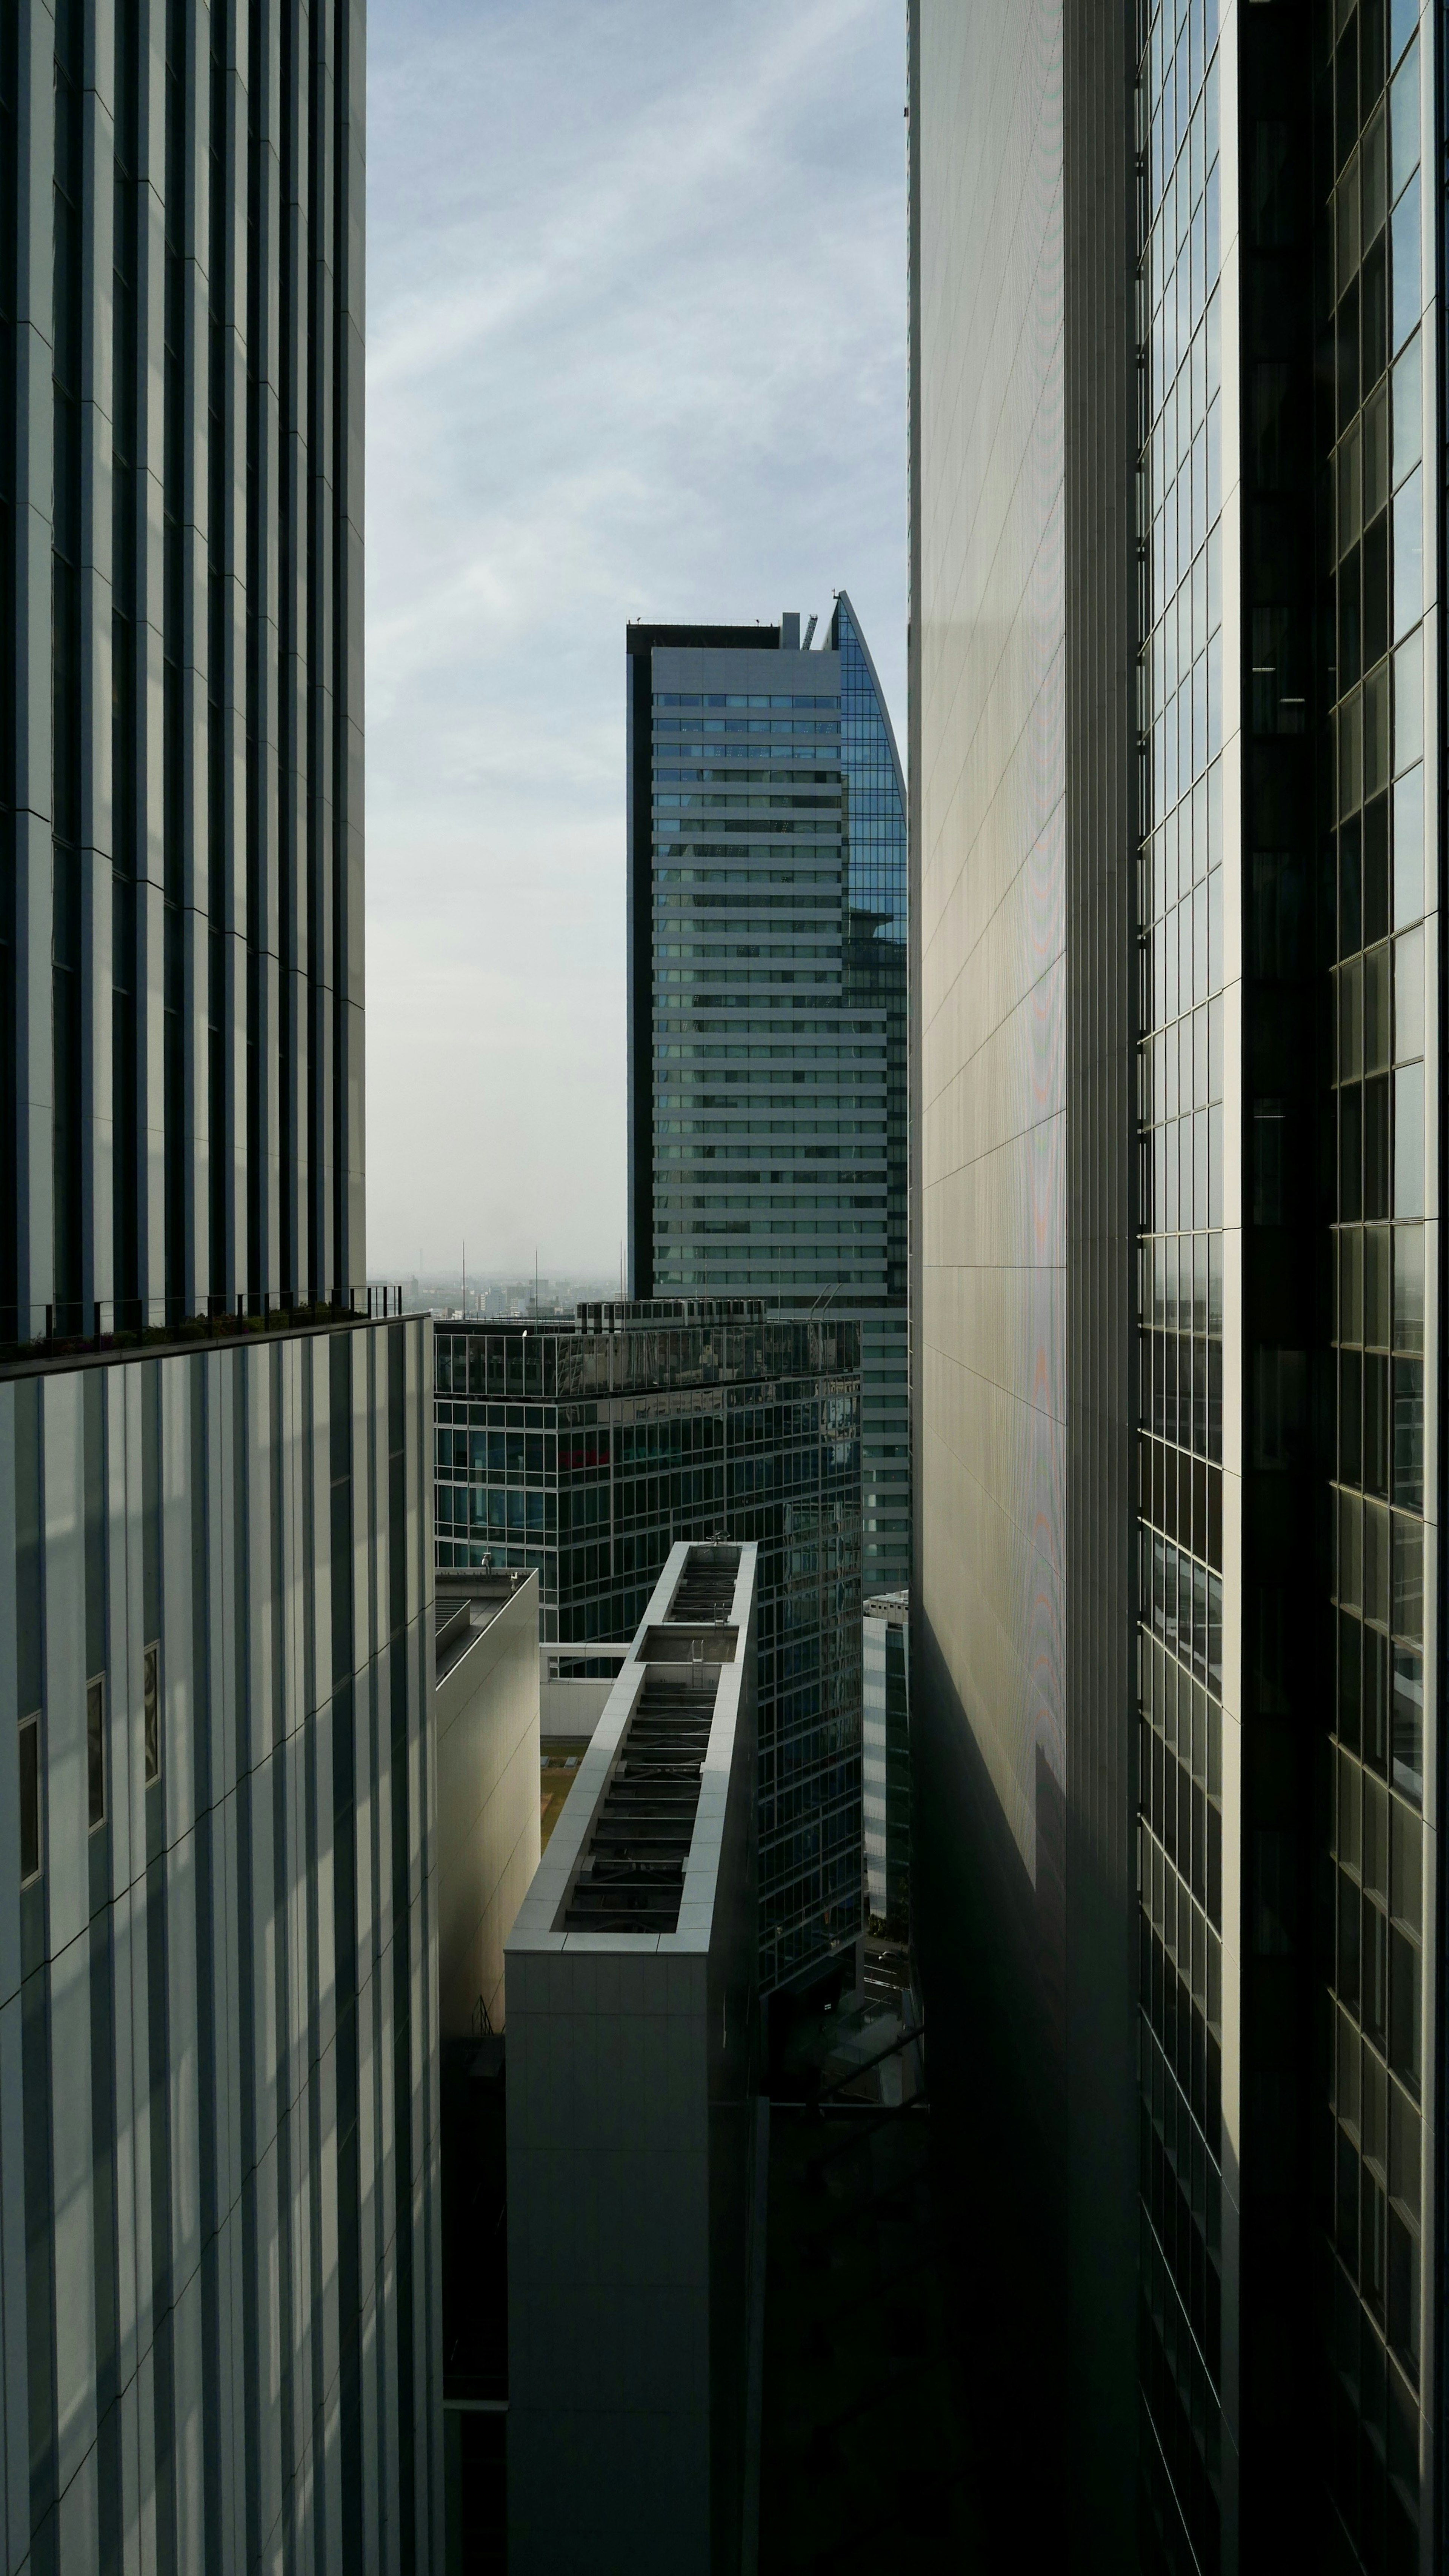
[
  {"xmin": 143, "ymin": 1641, "xmax": 161, "ymax": 1784},
  {"xmin": 18, "ymin": 1715, "xmax": 41, "ymax": 1884},
  {"xmin": 87, "ymin": 1675, "xmax": 105, "ymax": 1830}
]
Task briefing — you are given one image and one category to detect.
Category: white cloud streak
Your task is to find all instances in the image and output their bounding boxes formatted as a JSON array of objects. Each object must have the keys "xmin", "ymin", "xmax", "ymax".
[{"xmin": 365, "ymin": 0, "xmax": 907, "ymax": 1274}]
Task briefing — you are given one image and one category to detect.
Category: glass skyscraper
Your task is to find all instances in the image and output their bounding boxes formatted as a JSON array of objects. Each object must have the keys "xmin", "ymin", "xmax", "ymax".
[
  {"xmin": 910, "ymin": 0, "xmax": 1442, "ymax": 2565},
  {"xmin": 433, "ymin": 1303, "xmax": 863, "ymax": 1990},
  {"xmin": 626, "ymin": 606, "xmax": 910, "ymax": 1595},
  {"xmin": 0, "ymin": 12, "xmax": 441, "ymax": 2569}
]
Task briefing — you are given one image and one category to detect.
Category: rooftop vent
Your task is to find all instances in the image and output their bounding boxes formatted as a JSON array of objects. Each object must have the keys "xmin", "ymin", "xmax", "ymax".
[{"xmin": 560, "ymin": 1672, "xmax": 714, "ymax": 1935}]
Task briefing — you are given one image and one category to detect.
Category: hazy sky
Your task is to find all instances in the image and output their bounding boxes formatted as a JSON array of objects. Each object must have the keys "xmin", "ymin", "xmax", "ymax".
[{"xmin": 365, "ymin": 0, "xmax": 908, "ymax": 1278}]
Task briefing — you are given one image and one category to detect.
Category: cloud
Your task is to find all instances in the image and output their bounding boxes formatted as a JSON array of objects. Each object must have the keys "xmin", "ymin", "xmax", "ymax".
[{"xmin": 365, "ymin": 0, "xmax": 907, "ymax": 1274}]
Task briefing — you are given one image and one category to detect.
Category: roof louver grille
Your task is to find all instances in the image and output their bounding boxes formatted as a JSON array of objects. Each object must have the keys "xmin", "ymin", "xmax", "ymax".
[
  {"xmin": 561, "ymin": 1674, "xmax": 714, "ymax": 1935},
  {"xmin": 668, "ymin": 1551, "xmax": 738, "ymax": 1623}
]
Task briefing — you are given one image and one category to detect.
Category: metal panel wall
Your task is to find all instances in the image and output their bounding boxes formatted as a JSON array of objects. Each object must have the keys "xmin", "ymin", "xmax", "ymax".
[
  {"xmin": 910, "ymin": 0, "xmax": 1140, "ymax": 2555},
  {"xmin": 0, "ymin": 1313, "xmax": 440, "ymax": 2574},
  {"xmin": 0, "ymin": 0, "xmax": 365, "ymax": 1342}
]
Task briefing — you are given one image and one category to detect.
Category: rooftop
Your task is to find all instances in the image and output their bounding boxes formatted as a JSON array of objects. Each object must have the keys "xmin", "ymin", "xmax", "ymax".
[
  {"xmin": 508, "ymin": 1541, "xmax": 754, "ymax": 1954},
  {"xmin": 434, "ymin": 1567, "xmax": 535, "ymax": 1684}
]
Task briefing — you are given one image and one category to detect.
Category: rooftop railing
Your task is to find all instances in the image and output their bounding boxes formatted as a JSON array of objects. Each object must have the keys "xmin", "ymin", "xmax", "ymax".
[{"xmin": 0, "ymin": 1282, "xmax": 414, "ymax": 1372}]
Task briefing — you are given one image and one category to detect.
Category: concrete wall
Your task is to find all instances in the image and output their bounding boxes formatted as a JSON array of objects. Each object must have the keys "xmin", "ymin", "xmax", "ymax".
[{"xmin": 436, "ymin": 1576, "xmax": 540, "ymax": 2036}]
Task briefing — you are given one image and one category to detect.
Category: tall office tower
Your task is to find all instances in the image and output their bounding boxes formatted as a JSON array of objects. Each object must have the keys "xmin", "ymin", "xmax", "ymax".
[
  {"xmin": 0, "ymin": 12, "xmax": 441, "ymax": 2570},
  {"xmin": 626, "ymin": 605, "xmax": 909, "ymax": 1595},
  {"xmin": 911, "ymin": 0, "xmax": 1440, "ymax": 2567},
  {"xmin": 434, "ymin": 1304, "xmax": 862, "ymax": 1990}
]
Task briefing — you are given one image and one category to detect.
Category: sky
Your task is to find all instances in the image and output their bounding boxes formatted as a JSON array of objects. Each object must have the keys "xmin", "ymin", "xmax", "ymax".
[{"xmin": 364, "ymin": 0, "xmax": 908, "ymax": 1279}]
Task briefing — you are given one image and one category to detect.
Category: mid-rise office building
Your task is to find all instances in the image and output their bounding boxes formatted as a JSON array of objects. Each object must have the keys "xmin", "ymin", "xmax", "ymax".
[
  {"xmin": 911, "ymin": 0, "xmax": 1439, "ymax": 2566},
  {"xmin": 506, "ymin": 1541, "xmax": 760, "ymax": 2576},
  {"xmin": 0, "ymin": 11, "xmax": 441, "ymax": 2570},
  {"xmin": 434, "ymin": 1303, "xmax": 861, "ymax": 1990},
  {"xmin": 626, "ymin": 605, "xmax": 909, "ymax": 1593}
]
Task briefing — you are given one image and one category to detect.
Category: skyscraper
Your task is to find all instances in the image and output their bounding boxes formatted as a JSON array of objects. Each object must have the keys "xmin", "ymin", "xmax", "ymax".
[
  {"xmin": 434, "ymin": 1303, "xmax": 862, "ymax": 1990},
  {"xmin": 0, "ymin": 12, "xmax": 440, "ymax": 2568},
  {"xmin": 911, "ymin": 0, "xmax": 1438, "ymax": 2567},
  {"xmin": 626, "ymin": 604, "xmax": 910, "ymax": 1593}
]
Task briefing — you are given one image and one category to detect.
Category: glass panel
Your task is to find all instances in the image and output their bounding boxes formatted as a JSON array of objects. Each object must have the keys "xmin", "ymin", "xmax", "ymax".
[
  {"xmin": 1391, "ymin": 331, "xmax": 1421, "ymax": 483},
  {"xmin": 1391, "ymin": 1802, "xmax": 1422, "ymax": 1936},
  {"xmin": 1391, "ymin": 172, "xmax": 1420, "ymax": 351},
  {"xmin": 1394, "ymin": 1062, "xmax": 1423, "ymax": 1216},
  {"xmin": 1340, "ymin": 958, "xmax": 1364, "ymax": 1077},
  {"xmin": 1393, "ymin": 927, "xmax": 1423, "ymax": 1059},
  {"xmin": 1340, "ymin": 692, "xmax": 1363, "ymax": 813},
  {"xmin": 1392, "ymin": 1227, "xmax": 1423, "ymax": 1350},
  {"xmin": 1340, "ymin": 423, "xmax": 1363, "ymax": 549},
  {"xmin": 1364, "ymin": 1773, "xmax": 1389, "ymax": 1897},
  {"xmin": 1392, "ymin": 627, "xmax": 1423, "ymax": 775},
  {"xmin": 1364, "ymin": 1499, "xmax": 1390, "ymax": 1623},
  {"xmin": 1366, "ymin": 1227, "xmax": 1391, "ymax": 1346},
  {"xmin": 1341, "ymin": 1229, "xmax": 1364, "ymax": 1343},
  {"xmin": 1338, "ymin": 1748, "xmax": 1362, "ymax": 1869},
  {"xmin": 1364, "ymin": 946, "xmax": 1391, "ymax": 1069},
  {"xmin": 1392, "ymin": 467, "xmax": 1423, "ymax": 636},
  {"xmin": 1339, "ymin": 1488, "xmax": 1363, "ymax": 1609},
  {"xmin": 1392, "ymin": 764, "xmax": 1424, "ymax": 923},
  {"xmin": 1392, "ymin": 1513, "xmax": 1423, "ymax": 1642},
  {"xmin": 1389, "ymin": 40, "xmax": 1420, "ymax": 196},
  {"xmin": 1391, "ymin": 1647, "xmax": 1424, "ymax": 1803},
  {"xmin": 1364, "ymin": 381, "xmax": 1390, "ymax": 513},
  {"xmin": 1363, "ymin": 663, "xmax": 1390, "ymax": 795}
]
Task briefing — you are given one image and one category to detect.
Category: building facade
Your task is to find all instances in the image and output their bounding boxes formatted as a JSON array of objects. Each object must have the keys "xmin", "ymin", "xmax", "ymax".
[
  {"xmin": 434, "ymin": 1305, "xmax": 862, "ymax": 1991},
  {"xmin": 862, "ymin": 1589, "xmax": 909, "ymax": 1929},
  {"xmin": 911, "ymin": 0, "xmax": 1441, "ymax": 2566},
  {"xmin": 0, "ymin": 0, "xmax": 365, "ymax": 1345},
  {"xmin": 626, "ymin": 607, "xmax": 910, "ymax": 1593},
  {"xmin": 0, "ymin": 10, "xmax": 443, "ymax": 2570},
  {"xmin": 506, "ymin": 1542, "xmax": 760, "ymax": 2576}
]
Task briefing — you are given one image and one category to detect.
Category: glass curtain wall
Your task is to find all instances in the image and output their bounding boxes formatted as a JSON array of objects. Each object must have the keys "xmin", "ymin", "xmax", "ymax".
[
  {"xmin": 650, "ymin": 684, "xmax": 891, "ymax": 1298},
  {"xmin": 433, "ymin": 1317, "xmax": 863, "ymax": 1986},
  {"xmin": 1134, "ymin": 0, "xmax": 1228, "ymax": 2564},
  {"xmin": 835, "ymin": 595, "xmax": 908, "ymax": 1301},
  {"xmin": 835, "ymin": 596, "xmax": 911, "ymax": 1589},
  {"xmin": 1322, "ymin": 0, "xmax": 1430, "ymax": 2561}
]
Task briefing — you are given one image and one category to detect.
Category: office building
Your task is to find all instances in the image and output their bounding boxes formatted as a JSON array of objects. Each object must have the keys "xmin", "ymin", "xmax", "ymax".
[
  {"xmin": 626, "ymin": 605, "xmax": 909, "ymax": 1592},
  {"xmin": 506, "ymin": 1541, "xmax": 760, "ymax": 2576},
  {"xmin": 0, "ymin": 11, "xmax": 441, "ymax": 2570},
  {"xmin": 911, "ymin": 0, "xmax": 1438, "ymax": 2566},
  {"xmin": 862, "ymin": 1588, "xmax": 909, "ymax": 1929},
  {"xmin": 434, "ymin": 1303, "xmax": 861, "ymax": 1990}
]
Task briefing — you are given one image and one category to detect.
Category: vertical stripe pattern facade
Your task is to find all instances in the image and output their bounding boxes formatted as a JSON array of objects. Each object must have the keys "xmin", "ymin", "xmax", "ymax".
[
  {"xmin": 0, "ymin": 0, "xmax": 365, "ymax": 1343},
  {"xmin": 0, "ymin": 1313, "xmax": 441, "ymax": 2574}
]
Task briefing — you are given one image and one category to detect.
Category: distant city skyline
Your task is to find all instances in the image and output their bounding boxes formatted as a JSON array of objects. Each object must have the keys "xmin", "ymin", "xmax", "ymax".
[{"xmin": 363, "ymin": 0, "xmax": 907, "ymax": 1277}]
